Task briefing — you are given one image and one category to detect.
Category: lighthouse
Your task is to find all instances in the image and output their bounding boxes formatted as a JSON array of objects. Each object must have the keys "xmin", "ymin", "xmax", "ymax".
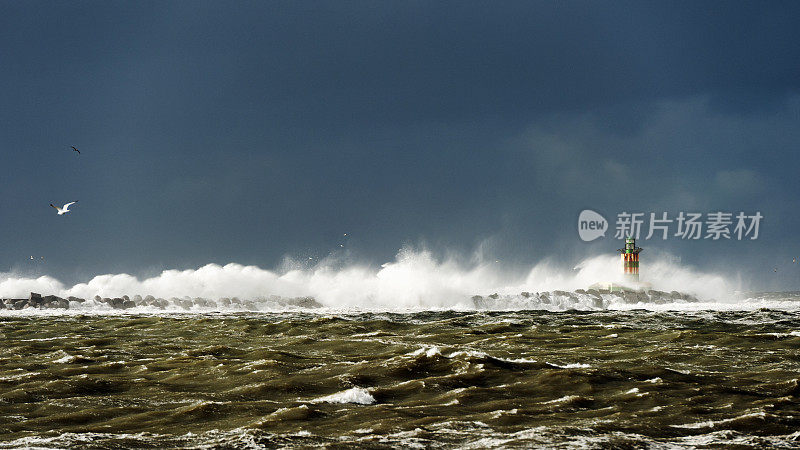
[
  {"xmin": 588, "ymin": 238, "xmax": 648, "ymax": 292},
  {"xmin": 618, "ymin": 237, "xmax": 642, "ymax": 283}
]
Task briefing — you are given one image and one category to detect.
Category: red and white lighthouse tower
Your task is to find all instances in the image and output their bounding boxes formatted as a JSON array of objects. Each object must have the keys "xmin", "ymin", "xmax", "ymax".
[{"xmin": 618, "ymin": 237, "xmax": 642, "ymax": 283}]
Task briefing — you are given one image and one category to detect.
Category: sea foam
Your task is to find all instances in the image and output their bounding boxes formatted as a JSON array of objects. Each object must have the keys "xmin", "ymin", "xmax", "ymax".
[
  {"xmin": 312, "ymin": 388, "xmax": 376, "ymax": 405},
  {"xmin": 0, "ymin": 247, "xmax": 783, "ymax": 312}
]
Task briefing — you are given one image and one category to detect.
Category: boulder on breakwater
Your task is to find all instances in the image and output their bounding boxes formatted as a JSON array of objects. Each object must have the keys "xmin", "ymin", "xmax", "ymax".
[
  {"xmin": 0, "ymin": 293, "xmax": 324, "ymax": 310},
  {"xmin": 471, "ymin": 289, "xmax": 700, "ymax": 309},
  {"xmin": 0, "ymin": 292, "xmax": 75, "ymax": 310}
]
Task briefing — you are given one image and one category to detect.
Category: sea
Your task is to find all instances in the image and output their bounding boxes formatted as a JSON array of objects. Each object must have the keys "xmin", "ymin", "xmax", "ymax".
[
  {"xmin": 1, "ymin": 254, "xmax": 799, "ymax": 449},
  {"xmin": 1, "ymin": 292, "xmax": 799, "ymax": 449}
]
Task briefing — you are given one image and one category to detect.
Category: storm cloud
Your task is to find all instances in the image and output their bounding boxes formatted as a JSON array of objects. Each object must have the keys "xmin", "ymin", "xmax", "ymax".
[{"xmin": 1, "ymin": 1, "xmax": 798, "ymax": 289}]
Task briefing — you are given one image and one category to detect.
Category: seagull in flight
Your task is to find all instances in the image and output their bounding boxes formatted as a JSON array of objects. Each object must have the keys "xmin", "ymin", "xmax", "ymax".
[
  {"xmin": 71, "ymin": 146, "xmax": 80, "ymax": 154},
  {"xmin": 50, "ymin": 201, "xmax": 78, "ymax": 215}
]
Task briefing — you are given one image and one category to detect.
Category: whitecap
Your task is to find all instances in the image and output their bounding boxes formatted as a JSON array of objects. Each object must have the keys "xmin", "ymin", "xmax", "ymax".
[
  {"xmin": 543, "ymin": 395, "xmax": 580, "ymax": 404},
  {"xmin": 409, "ymin": 346, "xmax": 442, "ymax": 358},
  {"xmin": 548, "ymin": 362, "xmax": 590, "ymax": 369},
  {"xmin": 53, "ymin": 354, "xmax": 76, "ymax": 364},
  {"xmin": 312, "ymin": 387, "xmax": 376, "ymax": 405}
]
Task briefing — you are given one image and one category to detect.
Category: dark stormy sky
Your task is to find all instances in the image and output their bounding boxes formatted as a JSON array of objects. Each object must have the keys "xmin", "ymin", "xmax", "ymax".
[{"xmin": 1, "ymin": 1, "xmax": 799, "ymax": 289}]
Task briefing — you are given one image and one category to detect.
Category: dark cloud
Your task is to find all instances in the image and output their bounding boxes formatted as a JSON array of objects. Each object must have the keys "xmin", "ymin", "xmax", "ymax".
[{"xmin": 1, "ymin": 1, "xmax": 798, "ymax": 288}]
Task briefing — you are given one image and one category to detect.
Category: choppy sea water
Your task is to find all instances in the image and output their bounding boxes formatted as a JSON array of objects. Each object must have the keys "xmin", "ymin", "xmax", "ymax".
[{"xmin": 1, "ymin": 295, "xmax": 800, "ymax": 448}]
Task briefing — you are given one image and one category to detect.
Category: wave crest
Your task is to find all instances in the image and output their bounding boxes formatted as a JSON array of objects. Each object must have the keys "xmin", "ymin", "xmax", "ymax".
[{"xmin": 0, "ymin": 248, "xmax": 746, "ymax": 311}]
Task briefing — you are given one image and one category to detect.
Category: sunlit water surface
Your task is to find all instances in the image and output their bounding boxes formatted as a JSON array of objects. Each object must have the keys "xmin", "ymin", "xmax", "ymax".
[{"xmin": 1, "ymin": 295, "xmax": 800, "ymax": 448}]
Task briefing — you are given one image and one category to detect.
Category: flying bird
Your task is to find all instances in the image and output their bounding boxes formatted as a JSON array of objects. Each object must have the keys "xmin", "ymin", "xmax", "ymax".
[
  {"xmin": 50, "ymin": 201, "xmax": 78, "ymax": 215},
  {"xmin": 71, "ymin": 146, "xmax": 80, "ymax": 154}
]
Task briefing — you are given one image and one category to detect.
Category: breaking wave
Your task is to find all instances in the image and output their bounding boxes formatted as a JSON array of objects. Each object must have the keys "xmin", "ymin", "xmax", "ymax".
[
  {"xmin": 312, "ymin": 387, "xmax": 376, "ymax": 405},
  {"xmin": 0, "ymin": 248, "xmax": 790, "ymax": 312}
]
